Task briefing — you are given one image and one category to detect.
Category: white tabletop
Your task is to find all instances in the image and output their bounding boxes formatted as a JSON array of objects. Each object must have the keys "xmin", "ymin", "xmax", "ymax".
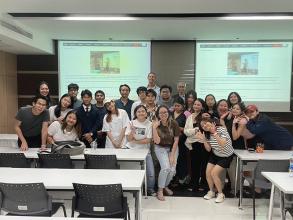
[
  {"xmin": 262, "ymin": 172, "xmax": 293, "ymax": 194},
  {"xmin": 0, "ymin": 217, "xmax": 122, "ymax": 220},
  {"xmin": 0, "ymin": 168, "xmax": 145, "ymax": 191},
  {"xmin": 0, "ymin": 134, "xmax": 18, "ymax": 140},
  {"xmin": 0, "ymin": 147, "xmax": 149, "ymax": 161},
  {"xmin": 234, "ymin": 149, "xmax": 293, "ymax": 161},
  {"xmin": 0, "ymin": 134, "xmax": 18, "ymax": 148}
]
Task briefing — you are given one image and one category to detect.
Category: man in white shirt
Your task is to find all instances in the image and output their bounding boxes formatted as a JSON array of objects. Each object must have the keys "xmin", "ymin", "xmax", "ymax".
[
  {"xmin": 147, "ymin": 72, "xmax": 160, "ymax": 101},
  {"xmin": 131, "ymin": 86, "xmax": 148, "ymax": 119}
]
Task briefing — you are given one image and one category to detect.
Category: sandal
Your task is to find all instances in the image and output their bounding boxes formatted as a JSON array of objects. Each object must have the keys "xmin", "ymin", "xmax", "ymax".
[
  {"xmin": 164, "ymin": 187, "xmax": 174, "ymax": 196},
  {"xmin": 157, "ymin": 190, "xmax": 165, "ymax": 201}
]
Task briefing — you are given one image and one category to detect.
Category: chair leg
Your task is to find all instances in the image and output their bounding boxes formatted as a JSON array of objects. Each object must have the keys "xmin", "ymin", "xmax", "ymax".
[
  {"xmin": 252, "ymin": 173, "xmax": 256, "ymax": 220},
  {"xmin": 127, "ymin": 206, "xmax": 131, "ymax": 220},
  {"xmin": 60, "ymin": 204, "xmax": 67, "ymax": 217}
]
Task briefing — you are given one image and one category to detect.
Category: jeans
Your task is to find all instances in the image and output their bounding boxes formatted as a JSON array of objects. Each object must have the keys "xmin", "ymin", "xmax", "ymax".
[
  {"xmin": 154, "ymin": 145, "xmax": 178, "ymax": 189},
  {"xmin": 146, "ymin": 152, "xmax": 155, "ymax": 191}
]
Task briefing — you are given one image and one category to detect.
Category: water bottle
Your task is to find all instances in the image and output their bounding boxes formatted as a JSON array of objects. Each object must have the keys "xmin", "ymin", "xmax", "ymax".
[
  {"xmin": 289, "ymin": 153, "xmax": 293, "ymax": 177},
  {"xmin": 90, "ymin": 139, "xmax": 97, "ymax": 151}
]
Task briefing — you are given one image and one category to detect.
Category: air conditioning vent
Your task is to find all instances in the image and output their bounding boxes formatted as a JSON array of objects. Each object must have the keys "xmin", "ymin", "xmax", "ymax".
[{"xmin": 0, "ymin": 20, "xmax": 33, "ymax": 39}]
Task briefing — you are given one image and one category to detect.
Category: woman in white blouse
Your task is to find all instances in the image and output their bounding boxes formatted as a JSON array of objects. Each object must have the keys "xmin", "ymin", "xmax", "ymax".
[
  {"xmin": 102, "ymin": 100, "xmax": 129, "ymax": 148},
  {"xmin": 47, "ymin": 110, "xmax": 81, "ymax": 143},
  {"xmin": 48, "ymin": 94, "xmax": 73, "ymax": 124}
]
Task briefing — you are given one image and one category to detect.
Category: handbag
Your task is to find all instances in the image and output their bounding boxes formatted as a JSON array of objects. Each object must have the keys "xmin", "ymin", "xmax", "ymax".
[{"xmin": 50, "ymin": 140, "xmax": 85, "ymax": 156}]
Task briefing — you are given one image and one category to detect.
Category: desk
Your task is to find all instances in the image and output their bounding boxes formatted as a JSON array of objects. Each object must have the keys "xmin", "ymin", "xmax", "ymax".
[
  {"xmin": 0, "ymin": 147, "xmax": 149, "ymax": 196},
  {"xmin": 0, "ymin": 134, "xmax": 18, "ymax": 148},
  {"xmin": 0, "ymin": 168, "xmax": 144, "ymax": 220},
  {"xmin": 234, "ymin": 150, "xmax": 293, "ymax": 208},
  {"xmin": 262, "ymin": 172, "xmax": 293, "ymax": 220}
]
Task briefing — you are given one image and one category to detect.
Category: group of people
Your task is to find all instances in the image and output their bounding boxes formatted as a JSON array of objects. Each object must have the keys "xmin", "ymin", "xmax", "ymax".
[{"xmin": 14, "ymin": 72, "xmax": 293, "ymax": 203}]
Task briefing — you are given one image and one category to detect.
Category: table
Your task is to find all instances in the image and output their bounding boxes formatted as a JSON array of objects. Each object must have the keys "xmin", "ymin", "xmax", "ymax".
[
  {"xmin": 0, "ymin": 134, "xmax": 18, "ymax": 148},
  {"xmin": 0, "ymin": 168, "xmax": 145, "ymax": 220},
  {"xmin": 0, "ymin": 147, "xmax": 149, "ymax": 196},
  {"xmin": 234, "ymin": 149, "xmax": 293, "ymax": 208},
  {"xmin": 262, "ymin": 172, "xmax": 293, "ymax": 220}
]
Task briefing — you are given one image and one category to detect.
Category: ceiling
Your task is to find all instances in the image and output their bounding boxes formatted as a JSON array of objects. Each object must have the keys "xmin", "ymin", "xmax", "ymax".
[{"xmin": 1, "ymin": 0, "xmax": 293, "ymax": 54}]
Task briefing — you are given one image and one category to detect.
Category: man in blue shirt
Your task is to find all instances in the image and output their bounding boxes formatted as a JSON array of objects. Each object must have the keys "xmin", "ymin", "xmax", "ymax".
[
  {"xmin": 115, "ymin": 84, "xmax": 134, "ymax": 120},
  {"xmin": 245, "ymin": 104, "xmax": 293, "ymax": 150}
]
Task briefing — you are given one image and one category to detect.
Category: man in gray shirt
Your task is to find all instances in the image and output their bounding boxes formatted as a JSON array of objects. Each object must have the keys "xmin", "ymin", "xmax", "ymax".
[
  {"xmin": 15, "ymin": 95, "xmax": 50, "ymax": 150},
  {"xmin": 68, "ymin": 83, "xmax": 82, "ymax": 109},
  {"xmin": 157, "ymin": 85, "xmax": 173, "ymax": 109}
]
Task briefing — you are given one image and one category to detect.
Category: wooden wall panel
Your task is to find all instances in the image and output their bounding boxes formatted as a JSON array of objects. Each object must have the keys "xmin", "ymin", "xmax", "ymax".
[{"xmin": 0, "ymin": 51, "xmax": 17, "ymax": 133}]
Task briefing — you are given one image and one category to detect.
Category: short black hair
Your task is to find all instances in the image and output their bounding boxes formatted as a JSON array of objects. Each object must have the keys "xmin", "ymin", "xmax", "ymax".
[
  {"xmin": 136, "ymin": 86, "xmax": 147, "ymax": 95},
  {"xmin": 95, "ymin": 90, "xmax": 105, "ymax": 97},
  {"xmin": 146, "ymin": 89, "xmax": 157, "ymax": 98},
  {"xmin": 32, "ymin": 94, "xmax": 48, "ymax": 104},
  {"xmin": 81, "ymin": 89, "xmax": 92, "ymax": 98},
  {"xmin": 160, "ymin": 85, "xmax": 172, "ymax": 93},
  {"xmin": 173, "ymin": 97, "xmax": 185, "ymax": 106},
  {"xmin": 68, "ymin": 83, "xmax": 79, "ymax": 91},
  {"xmin": 119, "ymin": 84, "xmax": 131, "ymax": 92}
]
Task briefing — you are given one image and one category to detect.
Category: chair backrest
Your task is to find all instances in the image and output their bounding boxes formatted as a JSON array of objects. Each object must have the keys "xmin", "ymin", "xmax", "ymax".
[
  {"xmin": 0, "ymin": 153, "xmax": 30, "ymax": 168},
  {"xmin": 37, "ymin": 153, "xmax": 72, "ymax": 168},
  {"xmin": 0, "ymin": 182, "xmax": 51, "ymax": 216},
  {"xmin": 84, "ymin": 154, "xmax": 119, "ymax": 169},
  {"xmin": 255, "ymin": 159, "xmax": 289, "ymax": 181},
  {"xmin": 72, "ymin": 183, "xmax": 123, "ymax": 216}
]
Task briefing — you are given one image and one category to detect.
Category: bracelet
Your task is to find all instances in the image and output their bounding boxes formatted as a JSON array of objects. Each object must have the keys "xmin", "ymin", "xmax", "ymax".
[{"xmin": 41, "ymin": 144, "xmax": 46, "ymax": 147}]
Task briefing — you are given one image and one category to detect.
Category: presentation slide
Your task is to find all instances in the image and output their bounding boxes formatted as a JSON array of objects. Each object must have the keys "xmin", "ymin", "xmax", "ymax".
[
  {"xmin": 59, "ymin": 41, "xmax": 151, "ymax": 100},
  {"xmin": 196, "ymin": 41, "xmax": 293, "ymax": 112}
]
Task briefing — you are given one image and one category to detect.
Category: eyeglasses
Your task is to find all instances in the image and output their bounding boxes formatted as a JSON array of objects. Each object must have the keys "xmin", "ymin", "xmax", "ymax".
[{"xmin": 159, "ymin": 111, "xmax": 168, "ymax": 115}]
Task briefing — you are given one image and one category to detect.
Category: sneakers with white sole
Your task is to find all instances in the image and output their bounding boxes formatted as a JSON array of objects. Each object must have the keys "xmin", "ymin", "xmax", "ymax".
[
  {"xmin": 203, "ymin": 190, "xmax": 215, "ymax": 200},
  {"xmin": 215, "ymin": 193, "xmax": 225, "ymax": 203}
]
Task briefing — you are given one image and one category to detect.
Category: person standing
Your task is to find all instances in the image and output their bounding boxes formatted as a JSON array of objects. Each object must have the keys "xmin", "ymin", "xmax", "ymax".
[
  {"xmin": 76, "ymin": 90, "xmax": 99, "ymax": 148},
  {"xmin": 131, "ymin": 86, "xmax": 148, "ymax": 119},
  {"xmin": 157, "ymin": 85, "xmax": 173, "ymax": 109},
  {"xmin": 147, "ymin": 72, "xmax": 160, "ymax": 101},
  {"xmin": 153, "ymin": 105, "xmax": 180, "ymax": 201},
  {"xmin": 15, "ymin": 95, "xmax": 50, "ymax": 150},
  {"xmin": 68, "ymin": 83, "xmax": 82, "ymax": 109},
  {"xmin": 94, "ymin": 90, "xmax": 107, "ymax": 148},
  {"xmin": 115, "ymin": 84, "xmax": 134, "ymax": 120},
  {"xmin": 172, "ymin": 82, "xmax": 186, "ymax": 103}
]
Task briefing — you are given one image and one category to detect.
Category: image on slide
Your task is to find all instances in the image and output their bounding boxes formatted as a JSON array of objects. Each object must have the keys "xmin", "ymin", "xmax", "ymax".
[
  {"xmin": 227, "ymin": 52, "xmax": 258, "ymax": 75},
  {"xmin": 90, "ymin": 51, "xmax": 120, "ymax": 74}
]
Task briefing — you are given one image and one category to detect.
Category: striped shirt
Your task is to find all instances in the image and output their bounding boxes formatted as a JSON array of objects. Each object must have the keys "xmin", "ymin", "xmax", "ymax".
[{"xmin": 208, "ymin": 126, "xmax": 234, "ymax": 157}]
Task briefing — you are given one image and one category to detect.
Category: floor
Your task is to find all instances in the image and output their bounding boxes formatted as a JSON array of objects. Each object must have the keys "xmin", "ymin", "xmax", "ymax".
[{"xmin": 53, "ymin": 191, "xmax": 292, "ymax": 220}]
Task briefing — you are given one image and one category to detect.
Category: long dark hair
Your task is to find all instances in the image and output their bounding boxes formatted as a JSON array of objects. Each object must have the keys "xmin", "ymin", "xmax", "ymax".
[
  {"xmin": 61, "ymin": 110, "xmax": 82, "ymax": 138},
  {"xmin": 54, "ymin": 94, "xmax": 73, "ymax": 118},
  {"xmin": 205, "ymin": 94, "xmax": 217, "ymax": 112},
  {"xmin": 105, "ymin": 101, "xmax": 119, "ymax": 123},
  {"xmin": 227, "ymin": 92, "xmax": 242, "ymax": 108},
  {"xmin": 185, "ymin": 90, "xmax": 197, "ymax": 111},
  {"xmin": 36, "ymin": 81, "xmax": 51, "ymax": 107}
]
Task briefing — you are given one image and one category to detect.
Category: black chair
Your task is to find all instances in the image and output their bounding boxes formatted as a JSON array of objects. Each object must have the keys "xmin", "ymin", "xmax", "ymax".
[
  {"xmin": 0, "ymin": 153, "xmax": 30, "ymax": 168},
  {"xmin": 0, "ymin": 182, "xmax": 66, "ymax": 216},
  {"xmin": 84, "ymin": 154, "xmax": 119, "ymax": 169},
  {"xmin": 243, "ymin": 159, "xmax": 289, "ymax": 220},
  {"xmin": 72, "ymin": 183, "xmax": 130, "ymax": 220},
  {"xmin": 37, "ymin": 153, "xmax": 73, "ymax": 168}
]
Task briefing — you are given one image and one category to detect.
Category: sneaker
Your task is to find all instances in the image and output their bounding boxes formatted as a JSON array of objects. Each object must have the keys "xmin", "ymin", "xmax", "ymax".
[
  {"xmin": 203, "ymin": 190, "xmax": 215, "ymax": 200},
  {"xmin": 215, "ymin": 193, "xmax": 225, "ymax": 203},
  {"xmin": 147, "ymin": 190, "xmax": 157, "ymax": 197}
]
